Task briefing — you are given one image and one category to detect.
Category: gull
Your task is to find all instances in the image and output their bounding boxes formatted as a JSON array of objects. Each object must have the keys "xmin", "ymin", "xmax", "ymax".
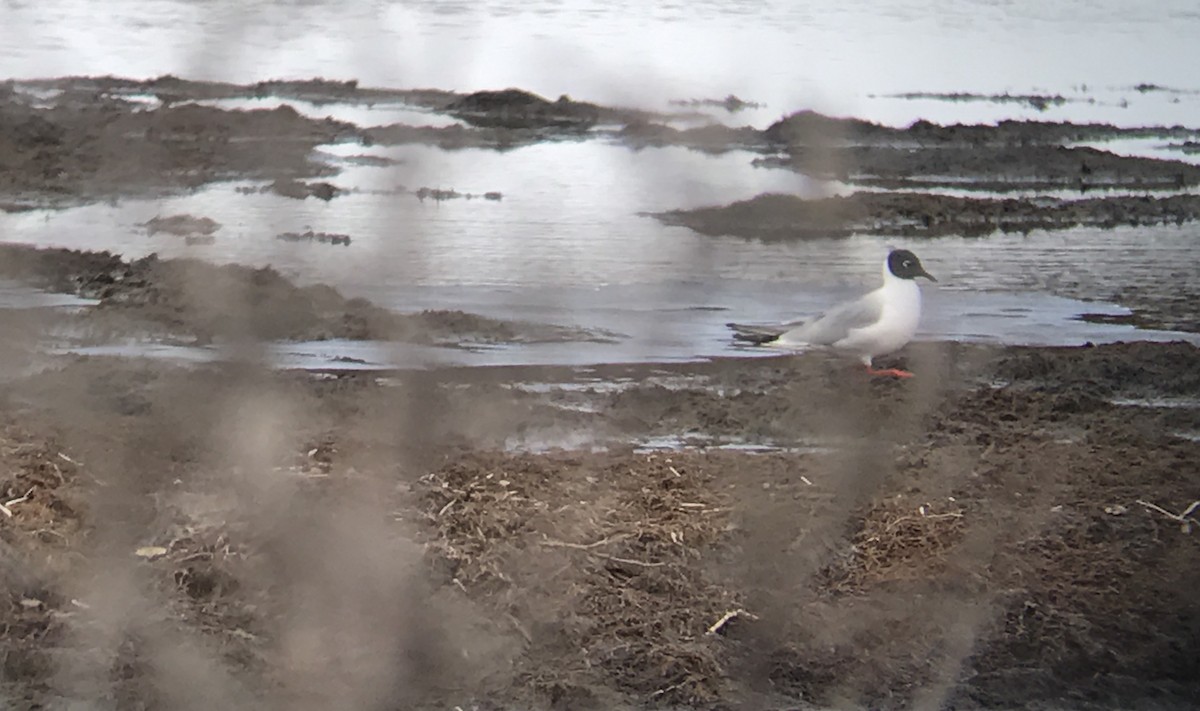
[{"xmin": 728, "ymin": 249, "xmax": 936, "ymax": 378}]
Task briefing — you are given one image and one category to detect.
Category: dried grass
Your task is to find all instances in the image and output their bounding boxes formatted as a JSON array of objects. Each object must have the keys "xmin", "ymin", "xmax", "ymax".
[
  {"xmin": 418, "ymin": 450, "xmax": 742, "ymax": 706},
  {"xmin": 825, "ymin": 498, "xmax": 966, "ymax": 593},
  {"xmin": 0, "ymin": 420, "xmax": 88, "ymax": 693}
]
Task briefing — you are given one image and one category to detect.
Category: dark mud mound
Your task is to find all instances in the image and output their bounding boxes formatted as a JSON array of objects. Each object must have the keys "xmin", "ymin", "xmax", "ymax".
[
  {"xmin": 753, "ymin": 110, "xmax": 1200, "ymax": 192},
  {"xmin": 7, "ymin": 76, "xmax": 663, "ymax": 153},
  {"xmin": 274, "ymin": 230, "xmax": 352, "ymax": 246},
  {"xmin": 618, "ymin": 120, "xmax": 765, "ymax": 152},
  {"xmin": 652, "ymin": 191, "xmax": 1200, "ymax": 240},
  {"xmin": 0, "ymin": 244, "xmax": 612, "ymax": 346},
  {"xmin": 0, "ymin": 91, "xmax": 356, "ymax": 208},
  {"xmin": 763, "ymin": 110, "xmax": 1200, "ymax": 147},
  {"xmin": 446, "ymin": 89, "xmax": 601, "ymax": 131},
  {"xmin": 620, "ymin": 109, "xmax": 1200, "ymax": 159},
  {"xmin": 142, "ymin": 214, "xmax": 221, "ymax": 237},
  {"xmin": 756, "ymin": 144, "xmax": 1200, "ymax": 192},
  {"xmin": 266, "ymin": 178, "xmax": 341, "ymax": 201},
  {"xmin": 9, "ymin": 75, "xmax": 1200, "ymax": 214},
  {"xmin": 763, "ymin": 110, "xmax": 901, "ymax": 145}
]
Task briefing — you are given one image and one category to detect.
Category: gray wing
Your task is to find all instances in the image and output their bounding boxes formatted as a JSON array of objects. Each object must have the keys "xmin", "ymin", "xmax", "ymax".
[
  {"xmin": 775, "ymin": 293, "xmax": 882, "ymax": 346},
  {"xmin": 727, "ymin": 318, "xmax": 808, "ymax": 344}
]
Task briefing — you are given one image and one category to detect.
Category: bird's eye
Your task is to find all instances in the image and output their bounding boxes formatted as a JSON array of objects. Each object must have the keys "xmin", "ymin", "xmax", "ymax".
[{"xmin": 903, "ymin": 260, "xmax": 912, "ymax": 267}]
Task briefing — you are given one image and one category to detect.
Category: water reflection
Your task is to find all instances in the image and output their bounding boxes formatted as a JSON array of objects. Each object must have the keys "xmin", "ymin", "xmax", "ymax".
[
  {"xmin": 3, "ymin": 0, "xmax": 1199, "ymax": 127},
  {"xmin": 3, "ymin": 0, "xmax": 1200, "ymax": 367},
  {"xmin": 3, "ymin": 129, "xmax": 1199, "ymax": 367},
  {"xmin": 22, "ymin": 278, "xmax": 1200, "ymax": 370}
]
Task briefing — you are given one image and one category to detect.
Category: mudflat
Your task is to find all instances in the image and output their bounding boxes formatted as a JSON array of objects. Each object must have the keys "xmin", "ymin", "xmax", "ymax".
[{"xmin": 0, "ymin": 76, "xmax": 1198, "ymax": 710}]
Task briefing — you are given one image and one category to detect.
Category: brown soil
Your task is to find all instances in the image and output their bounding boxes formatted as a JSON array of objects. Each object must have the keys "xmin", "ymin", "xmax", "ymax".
[{"xmin": 1, "ymin": 328, "xmax": 1199, "ymax": 709}]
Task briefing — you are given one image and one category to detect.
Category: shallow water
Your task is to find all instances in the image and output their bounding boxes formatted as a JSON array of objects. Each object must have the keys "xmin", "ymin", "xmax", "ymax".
[
  {"xmin": 1110, "ymin": 396, "xmax": 1200, "ymax": 410},
  {"xmin": 5, "ymin": 138, "xmax": 1198, "ymax": 293},
  {"xmin": 633, "ymin": 434, "xmax": 836, "ymax": 456},
  {"xmin": 5, "ymin": 134, "xmax": 1200, "ymax": 368},
  {"xmin": 0, "ymin": 281, "xmax": 98, "ymax": 310},
  {"xmin": 4, "ymin": 0, "xmax": 1200, "ymax": 128},
  {"xmin": 37, "ymin": 283, "xmax": 1200, "ymax": 370},
  {"xmin": 3, "ymin": 0, "xmax": 1200, "ymax": 369},
  {"xmin": 189, "ymin": 96, "xmax": 462, "ymax": 129}
]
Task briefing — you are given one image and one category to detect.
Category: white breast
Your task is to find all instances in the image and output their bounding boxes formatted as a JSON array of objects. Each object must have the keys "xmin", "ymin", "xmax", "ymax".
[{"xmin": 835, "ymin": 278, "xmax": 922, "ymax": 362}]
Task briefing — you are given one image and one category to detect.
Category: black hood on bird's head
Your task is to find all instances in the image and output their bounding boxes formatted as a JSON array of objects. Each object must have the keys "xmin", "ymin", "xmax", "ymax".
[{"xmin": 887, "ymin": 250, "xmax": 936, "ymax": 282}]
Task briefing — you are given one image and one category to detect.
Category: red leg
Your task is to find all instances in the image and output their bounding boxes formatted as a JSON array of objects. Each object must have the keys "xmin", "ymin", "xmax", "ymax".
[{"xmin": 866, "ymin": 365, "xmax": 914, "ymax": 379}]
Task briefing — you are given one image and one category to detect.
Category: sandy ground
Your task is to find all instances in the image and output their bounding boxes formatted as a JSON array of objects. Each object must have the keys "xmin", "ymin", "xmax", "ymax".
[{"xmin": 1, "ymin": 77, "xmax": 1199, "ymax": 710}]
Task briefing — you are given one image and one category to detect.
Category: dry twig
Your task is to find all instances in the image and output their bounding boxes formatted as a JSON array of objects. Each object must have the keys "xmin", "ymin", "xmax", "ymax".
[
  {"xmin": 4, "ymin": 487, "xmax": 36, "ymax": 508},
  {"xmin": 593, "ymin": 552, "xmax": 664, "ymax": 568},
  {"xmin": 1136, "ymin": 499, "xmax": 1200, "ymax": 533},
  {"xmin": 539, "ymin": 535, "xmax": 627, "ymax": 550},
  {"xmin": 538, "ymin": 537, "xmax": 663, "ymax": 567},
  {"xmin": 506, "ymin": 612, "xmax": 533, "ymax": 644},
  {"xmin": 705, "ymin": 608, "xmax": 759, "ymax": 635}
]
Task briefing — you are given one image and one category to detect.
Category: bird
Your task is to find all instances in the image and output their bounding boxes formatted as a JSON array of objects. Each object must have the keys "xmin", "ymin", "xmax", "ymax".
[{"xmin": 727, "ymin": 249, "xmax": 936, "ymax": 378}]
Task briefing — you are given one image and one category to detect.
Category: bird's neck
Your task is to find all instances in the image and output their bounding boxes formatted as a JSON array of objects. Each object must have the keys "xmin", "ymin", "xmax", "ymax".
[
  {"xmin": 880, "ymin": 269, "xmax": 920, "ymax": 297},
  {"xmin": 881, "ymin": 266, "xmax": 904, "ymax": 287}
]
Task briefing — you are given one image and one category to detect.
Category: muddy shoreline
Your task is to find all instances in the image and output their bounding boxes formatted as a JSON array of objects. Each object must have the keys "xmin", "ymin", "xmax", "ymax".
[
  {"xmin": 4, "ymin": 75, "xmax": 1200, "ymax": 220},
  {"xmin": 0, "ymin": 243, "xmax": 614, "ymax": 346},
  {"xmin": 650, "ymin": 192, "xmax": 1200, "ymax": 334},
  {"xmin": 5, "ymin": 76, "xmax": 1200, "ymax": 342},
  {"xmin": 2, "ymin": 340, "xmax": 1199, "ymax": 710},
  {"xmin": 652, "ymin": 192, "xmax": 1200, "ymax": 240}
]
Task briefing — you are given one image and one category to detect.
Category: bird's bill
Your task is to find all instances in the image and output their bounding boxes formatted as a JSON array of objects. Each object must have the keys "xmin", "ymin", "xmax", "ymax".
[{"xmin": 918, "ymin": 267, "xmax": 937, "ymax": 282}]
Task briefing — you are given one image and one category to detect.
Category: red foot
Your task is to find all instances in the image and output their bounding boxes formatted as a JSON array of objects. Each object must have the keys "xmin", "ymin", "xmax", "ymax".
[{"xmin": 866, "ymin": 366, "xmax": 914, "ymax": 379}]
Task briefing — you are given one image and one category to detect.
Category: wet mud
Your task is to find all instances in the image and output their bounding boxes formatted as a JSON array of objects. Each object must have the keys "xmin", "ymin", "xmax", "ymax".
[
  {"xmin": 0, "ymin": 86, "xmax": 354, "ymax": 210},
  {"xmin": 5, "ymin": 76, "xmax": 1200, "ymax": 208},
  {"xmin": 652, "ymin": 191, "xmax": 1200, "ymax": 240},
  {"xmin": 0, "ymin": 244, "xmax": 611, "ymax": 346},
  {"xmin": 753, "ymin": 144, "xmax": 1200, "ymax": 192},
  {"xmin": 141, "ymin": 215, "xmax": 221, "ymax": 237},
  {"xmin": 274, "ymin": 230, "xmax": 353, "ymax": 247},
  {"xmin": 1, "ymin": 340, "xmax": 1198, "ymax": 710}
]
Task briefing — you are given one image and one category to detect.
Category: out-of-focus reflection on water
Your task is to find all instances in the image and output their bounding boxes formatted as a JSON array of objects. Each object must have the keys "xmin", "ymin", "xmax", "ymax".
[
  {"xmin": 0, "ymin": 142, "xmax": 831, "ymax": 290},
  {"xmin": 3, "ymin": 0, "xmax": 1200, "ymax": 127},
  {"xmin": 2, "ymin": 0, "xmax": 1199, "ymax": 367},
  {"xmin": 3, "ymin": 133, "xmax": 1199, "ymax": 367}
]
